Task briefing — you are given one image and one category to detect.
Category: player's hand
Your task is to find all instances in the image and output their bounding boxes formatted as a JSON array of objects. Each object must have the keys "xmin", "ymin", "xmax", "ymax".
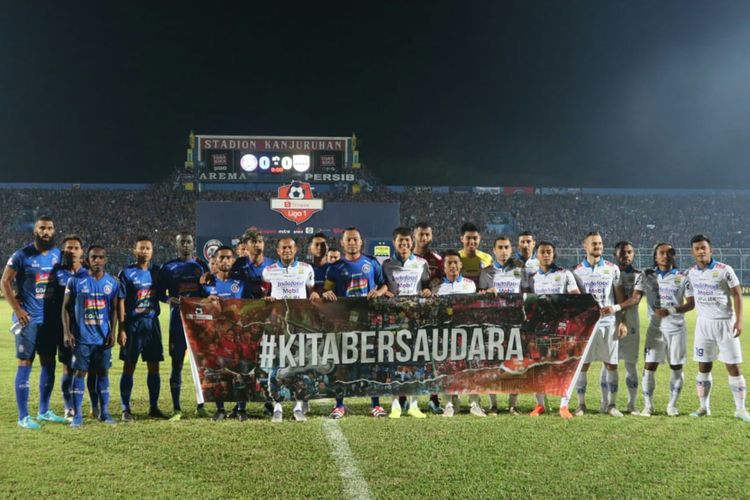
[
  {"xmin": 14, "ymin": 308, "xmax": 30, "ymax": 327},
  {"xmin": 383, "ymin": 290, "xmax": 395, "ymax": 298},
  {"xmin": 169, "ymin": 297, "xmax": 182, "ymax": 307},
  {"xmin": 263, "ymin": 296, "xmax": 276, "ymax": 302},
  {"xmin": 367, "ymin": 289, "xmax": 384, "ymax": 300},
  {"xmin": 117, "ymin": 329, "xmax": 127, "ymax": 347},
  {"xmin": 734, "ymin": 321, "xmax": 742, "ymax": 338},
  {"xmin": 309, "ymin": 292, "xmax": 321, "ymax": 303},
  {"xmin": 63, "ymin": 331, "xmax": 76, "ymax": 348},
  {"xmin": 617, "ymin": 323, "xmax": 628, "ymax": 339},
  {"xmin": 600, "ymin": 306, "xmax": 614, "ymax": 316},
  {"xmin": 105, "ymin": 333, "xmax": 116, "ymax": 349},
  {"xmin": 421, "ymin": 288, "xmax": 432, "ymax": 298},
  {"xmin": 322, "ymin": 291, "xmax": 337, "ymax": 302},
  {"xmin": 199, "ymin": 272, "xmax": 211, "ymax": 285},
  {"xmin": 654, "ymin": 308, "xmax": 669, "ymax": 318}
]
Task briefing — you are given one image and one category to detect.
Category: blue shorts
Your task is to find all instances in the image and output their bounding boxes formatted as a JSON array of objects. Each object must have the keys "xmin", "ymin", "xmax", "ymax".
[
  {"xmin": 71, "ymin": 344, "xmax": 112, "ymax": 372},
  {"xmin": 119, "ymin": 317, "xmax": 164, "ymax": 364},
  {"xmin": 169, "ymin": 316, "xmax": 187, "ymax": 359},
  {"xmin": 15, "ymin": 323, "xmax": 41, "ymax": 360}
]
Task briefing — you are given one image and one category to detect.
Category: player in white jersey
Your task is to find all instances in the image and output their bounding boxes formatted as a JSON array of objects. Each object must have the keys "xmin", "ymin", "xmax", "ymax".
[
  {"xmin": 524, "ymin": 242, "xmax": 580, "ymax": 419},
  {"xmin": 619, "ymin": 243, "xmax": 693, "ymax": 416},
  {"xmin": 684, "ymin": 235, "xmax": 749, "ymax": 421},
  {"xmin": 431, "ymin": 250, "xmax": 483, "ymax": 417},
  {"xmin": 572, "ymin": 231, "xmax": 628, "ymax": 417},
  {"xmin": 381, "ymin": 227, "xmax": 431, "ymax": 419},
  {"xmin": 478, "ymin": 235, "xmax": 525, "ymax": 415},
  {"xmin": 261, "ymin": 237, "xmax": 319, "ymax": 422},
  {"xmin": 516, "ymin": 230, "xmax": 540, "ymax": 274},
  {"xmin": 605, "ymin": 241, "xmax": 642, "ymax": 414}
]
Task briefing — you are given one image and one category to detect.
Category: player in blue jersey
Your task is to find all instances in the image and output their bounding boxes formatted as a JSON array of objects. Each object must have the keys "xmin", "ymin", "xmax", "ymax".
[
  {"xmin": 62, "ymin": 246, "xmax": 120, "ymax": 427},
  {"xmin": 201, "ymin": 246, "xmax": 253, "ymax": 421},
  {"xmin": 307, "ymin": 232, "xmax": 329, "ymax": 294},
  {"xmin": 1, "ymin": 216, "xmax": 64, "ymax": 429},
  {"xmin": 44, "ymin": 235, "xmax": 87, "ymax": 421},
  {"xmin": 117, "ymin": 236, "xmax": 168, "ymax": 422},
  {"xmin": 232, "ymin": 231, "xmax": 274, "ymax": 299},
  {"xmin": 323, "ymin": 227, "xmax": 388, "ymax": 419},
  {"xmin": 159, "ymin": 231, "xmax": 210, "ymax": 420}
]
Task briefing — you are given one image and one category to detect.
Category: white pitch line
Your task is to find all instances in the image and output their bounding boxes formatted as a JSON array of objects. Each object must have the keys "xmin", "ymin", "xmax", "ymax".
[{"xmin": 322, "ymin": 419, "xmax": 373, "ymax": 500}]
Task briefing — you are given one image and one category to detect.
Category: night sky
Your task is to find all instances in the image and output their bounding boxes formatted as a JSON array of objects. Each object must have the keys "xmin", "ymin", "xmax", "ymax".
[{"xmin": 3, "ymin": 1, "xmax": 750, "ymax": 188}]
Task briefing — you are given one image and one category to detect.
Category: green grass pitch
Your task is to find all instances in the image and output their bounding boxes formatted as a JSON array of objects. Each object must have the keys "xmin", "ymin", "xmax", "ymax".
[{"xmin": 0, "ymin": 298, "xmax": 749, "ymax": 498}]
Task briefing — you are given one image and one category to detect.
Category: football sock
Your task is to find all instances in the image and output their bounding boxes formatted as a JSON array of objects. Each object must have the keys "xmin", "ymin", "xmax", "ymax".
[
  {"xmin": 97, "ymin": 375, "xmax": 111, "ymax": 417},
  {"xmin": 72, "ymin": 375, "xmax": 85, "ymax": 421},
  {"xmin": 576, "ymin": 371, "xmax": 588, "ymax": 406},
  {"xmin": 371, "ymin": 397, "xmax": 380, "ymax": 408},
  {"xmin": 599, "ymin": 365, "xmax": 609, "ymax": 408},
  {"xmin": 39, "ymin": 364, "xmax": 55, "ymax": 414},
  {"xmin": 668, "ymin": 368, "xmax": 684, "ymax": 408},
  {"xmin": 729, "ymin": 375, "xmax": 746, "ymax": 411},
  {"xmin": 170, "ymin": 368, "xmax": 182, "ymax": 411},
  {"xmin": 508, "ymin": 393, "xmax": 518, "ymax": 408},
  {"xmin": 488, "ymin": 394, "xmax": 497, "ymax": 408},
  {"xmin": 642, "ymin": 369, "xmax": 656, "ymax": 409},
  {"xmin": 15, "ymin": 365, "xmax": 32, "ymax": 420},
  {"xmin": 535, "ymin": 393, "xmax": 545, "ymax": 406},
  {"xmin": 120, "ymin": 373, "xmax": 134, "ymax": 411},
  {"xmin": 61, "ymin": 372, "xmax": 73, "ymax": 411},
  {"xmin": 606, "ymin": 368, "xmax": 619, "ymax": 407},
  {"xmin": 147, "ymin": 373, "xmax": 160, "ymax": 410},
  {"xmin": 88, "ymin": 374, "xmax": 99, "ymax": 411},
  {"xmin": 696, "ymin": 372, "xmax": 712, "ymax": 410},
  {"xmin": 625, "ymin": 362, "xmax": 638, "ymax": 407}
]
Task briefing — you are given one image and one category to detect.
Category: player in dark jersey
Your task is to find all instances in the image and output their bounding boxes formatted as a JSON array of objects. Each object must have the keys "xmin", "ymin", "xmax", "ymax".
[
  {"xmin": 201, "ymin": 246, "xmax": 252, "ymax": 421},
  {"xmin": 44, "ymin": 235, "xmax": 87, "ymax": 421},
  {"xmin": 1, "ymin": 216, "xmax": 64, "ymax": 429},
  {"xmin": 62, "ymin": 246, "xmax": 120, "ymax": 428},
  {"xmin": 326, "ymin": 247, "xmax": 341, "ymax": 265},
  {"xmin": 159, "ymin": 231, "xmax": 210, "ymax": 420},
  {"xmin": 307, "ymin": 232, "xmax": 329, "ymax": 293},
  {"xmin": 117, "ymin": 236, "xmax": 168, "ymax": 422},
  {"xmin": 232, "ymin": 231, "xmax": 274, "ymax": 299},
  {"xmin": 323, "ymin": 227, "xmax": 388, "ymax": 419},
  {"xmin": 412, "ymin": 221, "xmax": 445, "ymax": 413}
]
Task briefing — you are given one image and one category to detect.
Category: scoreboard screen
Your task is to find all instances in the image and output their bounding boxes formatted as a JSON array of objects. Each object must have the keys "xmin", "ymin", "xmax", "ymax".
[{"xmin": 196, "ymin": 135, "xmax": 351, "ymax": 183}]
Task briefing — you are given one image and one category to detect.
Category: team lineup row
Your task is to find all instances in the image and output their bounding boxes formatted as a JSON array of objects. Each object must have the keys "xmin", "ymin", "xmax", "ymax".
[{"xmin": 2, "ymin": 218, "xmax": 747, "ymax": 429}]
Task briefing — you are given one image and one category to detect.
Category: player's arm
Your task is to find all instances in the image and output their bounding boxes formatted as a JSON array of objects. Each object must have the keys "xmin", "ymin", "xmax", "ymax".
[
  {"xmin": 731, "ymin": 285, "xmax": 743, "ymax": 338},
  {"xmin": 105, "ymin": 284, "xmax": 118, "ymax": 348},
  {"xmin": 1, "ymin": 263, "xmax": 28, "ymax": 326},
  {"xmin": 367, "ymin": 260, "xmax": 387, "ymax": 299},
  {"xmin": 117, "ymin": 272, "xmax": 127, "ymax": 346},
  {"xmin": 477, "ymin": 270, "xmax": 495, "ymax": 295},
  {"xmin": 420, "ymin": 263, "xmax": 432, "ymax": 297},
  {"xmin": 62, "ymin": 282, "xmax": 75, "ymax": 348},
  {"xmin": 612, "ymin": 285, "xmax": 628, "ymax": 338},
  {"xmin": 619, "ymin": 289, "xmax": 643, "ymax": 310}
]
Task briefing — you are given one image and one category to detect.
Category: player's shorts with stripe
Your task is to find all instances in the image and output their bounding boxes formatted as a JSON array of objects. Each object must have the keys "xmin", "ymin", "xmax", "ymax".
[
  {"xmin": 693, "ymin": 317, "xmax": 742, "ymax": 364},
  {"xmin": 15, "ymin": 322, "xmax": 41, "ymax": 360},
  {"xmin": 617, "ymin": 323, "xmax": 640, "ymax": 363},
  {"xmin": 644, "ymin": 324, "xmax": 687, "ymax": 365},
  {"xmin": 584, "ymin": 322, "xmax": 618, "ymax": 364},
  {"xmin": 71, "ymin": 344, "xmax": 112, "ymax": 371},
  {"xmin": 120, "ymin": 317, "xmax": 164, "ymax": 364}
]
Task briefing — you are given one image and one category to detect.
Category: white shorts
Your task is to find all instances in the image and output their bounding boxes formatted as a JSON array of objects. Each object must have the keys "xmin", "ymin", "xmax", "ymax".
[
  {"xmin": 585, "ymin": 323, "xmax": 618, "ymax": 365},
  {"xmin": 693, "ymin": 317, "xmax": 743, "ymax": 364},
  {"xmin": 617, "ymin": 321, "xmax": 640, "ymax": 363},
  {"xmin": 644, "ymin": 324, "xmax": 687, "ymax": 365}
]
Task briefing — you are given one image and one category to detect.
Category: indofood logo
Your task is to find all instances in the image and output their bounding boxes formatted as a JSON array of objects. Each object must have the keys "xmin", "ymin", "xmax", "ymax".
[{"xmin": 270, "ymin": 181, "xmax": 324, "ymax": 225}]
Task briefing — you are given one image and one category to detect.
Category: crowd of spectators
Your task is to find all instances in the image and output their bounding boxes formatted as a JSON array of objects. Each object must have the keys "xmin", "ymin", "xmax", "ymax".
[{"xmin": 2, "ymin": 187, "xmax": 749, "ymax": 264}]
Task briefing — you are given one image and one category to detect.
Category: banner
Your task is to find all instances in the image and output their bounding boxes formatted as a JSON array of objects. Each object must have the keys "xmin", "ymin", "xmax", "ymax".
[{"xmin": 180, "ymin": 294, "xmax": 600, "ymax": 403}]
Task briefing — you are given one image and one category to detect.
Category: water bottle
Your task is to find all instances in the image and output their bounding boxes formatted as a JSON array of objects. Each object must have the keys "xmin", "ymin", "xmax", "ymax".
[{"xmin": 10, "ymin": 321, "xmax": 23, "ymax": 336}]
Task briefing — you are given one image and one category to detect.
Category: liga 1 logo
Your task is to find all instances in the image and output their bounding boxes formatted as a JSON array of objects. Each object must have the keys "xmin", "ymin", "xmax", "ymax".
[{"xmin": 270, "ymin": 181, "xmax": 324, "ymax": 225}]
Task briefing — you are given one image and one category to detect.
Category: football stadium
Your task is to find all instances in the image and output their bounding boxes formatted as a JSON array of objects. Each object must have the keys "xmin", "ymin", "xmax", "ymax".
[{"xmin": 4, "ymin": 3, "xmax": 750, "ymax": 499}]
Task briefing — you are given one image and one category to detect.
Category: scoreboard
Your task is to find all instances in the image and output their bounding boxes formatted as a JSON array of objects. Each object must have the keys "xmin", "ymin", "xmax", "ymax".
[{"xmin": 193, "ymin": 135, "xmax": 355, "ymax": 183}]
